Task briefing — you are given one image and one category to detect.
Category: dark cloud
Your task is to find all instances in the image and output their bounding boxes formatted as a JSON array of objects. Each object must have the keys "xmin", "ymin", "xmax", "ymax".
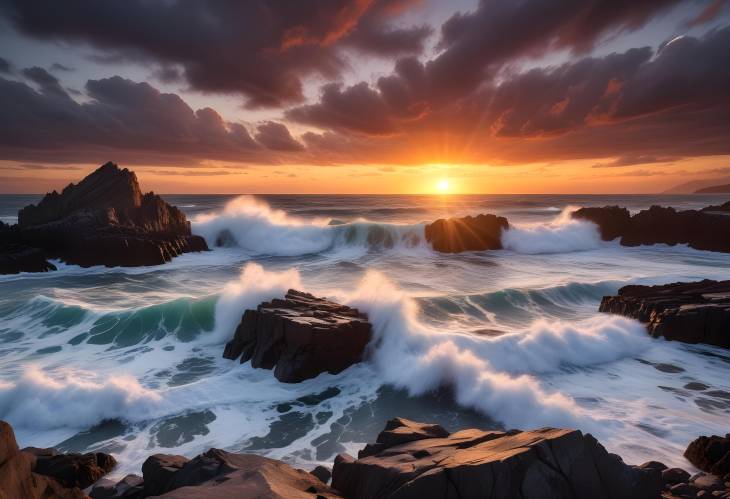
[
  {"xmin": 0, "ymin": 56, "xmax": 11, "ymax": 73},
  {"xmin": 0, "ymin": 72, "xmax": 306, "ymax": 164},
  {"xmin": 50, "ymin": 62, "xmax": 74, "ymax": 72},
  {"xmin": 0, "ymin": 0, "xmax": 429, "ymax": 108},
  {"xmin": 255, "ymin": 121, "xmax": 305, "ymax": 152},
  {"xmin": 687, "ymin": 0, "xmax": 727, "ymax": 26}
]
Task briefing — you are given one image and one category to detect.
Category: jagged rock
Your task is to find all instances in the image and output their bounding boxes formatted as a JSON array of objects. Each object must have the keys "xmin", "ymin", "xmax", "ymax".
[
  {"xmin": 331, "ymin": 418, "xmax": 662, "ymax": 499},
  {"xmin": 424, "ymin": 214, "xmax": 508, "ymax": 253},
  {"xmin": 685, "ymin": 434, "xmax": 730, "ymax": 475},
  {"xmin": 223, "ymin": 289, "xmax": 372, "ymax": 383},
  {"xmin": 572, "ymin": 206, "xmax": 631, "ymax": 241},
  {"xmin": 311, "ymin": 465, "xmax": 332, "ymax": 484},
  {"xmin": 0, "ymin": 420, "xmax": 87, "ymax": 499},
  {"xmin": 358, "ymin": 418, "xmax": 450, "ymax": 458},
  {"xmin": 142, "ymin": 454, "xmax": 189, "ymax": 497},
  {"xmin": 24, "ymin": 446, "xmax": 116, "ymax": 489},
  {"xmin": 599, "ymin": 279, "xmax": 730, "ymax": 348},
  {"xmin": 0, "ymin": 242, "xmax": 56, "ymax": 274},
  {"xmin": 571, "ymin": 204, "xmax": 730, "ymax": 252},
  {"xmin": 141, "ymin": 448, "xmax": 342, "ymax": 498},
  {"xmin": 2, "ymin": 161, "xmax": 208, "ymax": 272}
]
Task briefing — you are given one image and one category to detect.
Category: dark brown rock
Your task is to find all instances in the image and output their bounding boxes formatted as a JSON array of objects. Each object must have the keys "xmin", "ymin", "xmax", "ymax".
[
  {"xmin": 142, "ymin": 454, "xmax": 189, "ymax": 497},
  {"xmin": 663, "ymin": 467, "xmax": 691, "ymax": 484},
  {"xmin": 424, "ymin": 214, "xmax": 508, "ymax": 253},
  {"xmin": 599, "ymin": 279, "xmax": 730, "ymax": 348},
  {"xmin": 685, "ymin": 434, "xmax": 730, "ymax": 476},
  {"xmin": 6, "ymin": 161, "xmax": 208, "ymax": 271},
  {"xmin": 0, "ymin": 242, "xmax": 56, "ymax": 274},
  {"xmin": 310, "ymin": 465, "xmax": 331, "ymax": 484},
  {"xmin": 25, "ymin": 446, "xmax": 116, "ymax": 489},
  {"xmin": 571, "ymin": 204, "xmax": 730, "ymax": 252},
  {"xmin": 223, "ymin": 289, "xmax": 372, "ymax": 383},
  {"xmin": 141, "ymin": 448, "xmax": 342, "ymax": 498},
  {"xmin": 0, "ymin": 420, "xmax": 87, "ymax": 499},
  {"xmin": 332, "ymin": 420, "xmax": 662, "ymax": 499},
  {"xmin": 572, "ymin": 206, "xmax": 631, "ymax": 241}
]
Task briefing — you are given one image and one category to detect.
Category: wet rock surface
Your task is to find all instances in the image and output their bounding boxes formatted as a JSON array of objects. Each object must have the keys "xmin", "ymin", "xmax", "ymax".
[
  {"xmin": 24, "ymin": 446, "xmax": 116, "ymax": 489},
  {"xmin": 331, "ymin": 417, "xmax": 662, "ymax": 499},
  {"xmin": 223, "ymin": 289, "xmax": 372, "ymax": 382},
  {"xmin": 599, "ymin": 279, "xmax": 730, "ymax": 348},
  {"xmin": 684, "ymin": 434, "xmax": 730, "ymax": 476},
  {"xmin": 424, "ymin": 214, "xmax": 508, "ymax": 253},
  {"xmin": 572, "ymin": 203, "xmax": 730, "ymax": 253},
  {"xmin": 0, "ymin": 162, "xmax": 208, "ymax": 273}
]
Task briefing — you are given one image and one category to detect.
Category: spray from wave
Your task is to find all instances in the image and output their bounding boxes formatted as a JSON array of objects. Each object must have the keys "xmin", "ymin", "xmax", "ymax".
[
  {"xmin": 192, "ymin": 196, "xmax": 425, "ymax": 256},
  {"xmin": 501, "ymin": 206, "xmax": 605, "ymax": 254}
]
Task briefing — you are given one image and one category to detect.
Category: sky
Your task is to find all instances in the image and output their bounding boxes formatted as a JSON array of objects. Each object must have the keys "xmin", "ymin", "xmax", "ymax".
[{"xmin": 0, "ymin": 0, "xmax": 729, "ymax": 194}]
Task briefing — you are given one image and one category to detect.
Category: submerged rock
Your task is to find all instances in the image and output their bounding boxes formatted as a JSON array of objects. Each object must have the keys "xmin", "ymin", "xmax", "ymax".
[
  {"xmin": 571, "ymin": 203, "xmax": 730, "ymax": 252},
  {"xmin": 424, "ymin": 214, "xmax": 508, "ymax": 253},
  {"xmin": 223, "ymin": 289, "xmax": 372, "ymax": 382},
  {"xmin": 331, "ymin": 417, "xmax": 662, "ymax": 499},
  {"xmin": 0, "ymin": 161, "xmax": 208, "ymax": 273},
  {"xmin": 599, "ymin": 279, "xmax": 730, "ymax": 348}
]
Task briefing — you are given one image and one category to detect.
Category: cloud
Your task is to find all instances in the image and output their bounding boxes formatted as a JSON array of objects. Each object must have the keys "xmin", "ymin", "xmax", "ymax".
[
  {"xmin": 591, "ymin": 155, "xmax": 678, "ymax": 168},
  {"xmin": 255, "ymin": 121, "xmax": 305, "ymax": 151},
  {"xmin": 0, "ymin": 0, "xmax": 429, "ymax": 108},
  {"xmin": 0, "ymin": 56, "xmax": 11, "ymax": 73},
  {"xmin": 0, "ymin": 71, "xmax": 306, "ymax": 164},
  {"xmin": 50, "ymin": 62, "xmax": 74, "ymax": 72}
]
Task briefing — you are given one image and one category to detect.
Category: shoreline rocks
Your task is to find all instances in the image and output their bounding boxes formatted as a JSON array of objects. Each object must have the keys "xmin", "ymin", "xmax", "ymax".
[
  {"xmin": 572, "ymin": 203, "xmax": 730, "ymax": 253},
  {"xmin": 223, "ymin": 289, "xmax": 372, "ymax": 382},
  {"xmin": 599, "ymin": 279, "xmax": 730, "ymax": 348},
  {"xmin": 0, "ymin": 162, "xmax": 208, "ymax": 274},
  {"xmin": 424, "ymin": 214, "xmax": 508, "ymax": 253},
  {"xmin": 332, "ymin": 417, "xmax": 662, "ymax": 499},
  {"xmin": 684, "ymin": 434, "xmax": 730, "ymax": 476}
]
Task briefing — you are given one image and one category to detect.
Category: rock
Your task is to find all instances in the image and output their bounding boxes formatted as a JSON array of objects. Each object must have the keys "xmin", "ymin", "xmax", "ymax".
[
  {"xmin": 331, "ymin": 420, "xmax": 662, "ymax": 499},
  {"xmin": 311, "ymin": 465, "xmax": 331, "ymax": 484},
  {"xmin": 572, "ymin": 206, "xmax": 631, "ymax": 241},
  {"xmin": 0, "ymin": 420, "xmax": 87, "ymax": 499},
  {"xmin": 669, "ymin": 482, "xmax": 699, "ymax": 497},
  {"xmin": 25, "ymin": 446, "xmax": 117, "ymax": 489},
  {"xmin": 424, "ymin": 214, "xmax": 508, "ymax": 253},
  {"xmin": 599, "ymin": 280, "xmax": 730, "ymax": 348},
  {"xmin": 142, "ymin": 454, "xmax": 189, "ymax": 497},
  {"xmin": 358, "ymin": 417, "xmax": 450, "ymax": 457},
  {"xmin": 0, "ymin": 243, "xmax": 56, "ymax": 274},
  {"xmin": 663, "ymin": 467, "xmax": 691, "ymax": 484},
  {"xmin": 223, "ymin": 289, "xmax": 372, "ymax": 383},
  {"xmin": 693, "ymin": 473, "xmax": 725, "ymax": 492},
  {"xmin": 141, "ymin": 448, "xmax": 342, "ymax": 498},
  {"xmin": 641, "ymin": 460, "xmax": 669, "ymax": 472},
  {"xmin": 571, "ymin": 204, "xmax": 730, "ymax": 252},
  {"xmin": 3, "ymin": 161, "xmax": 208, "ymax": 272},
  {"xmin": 89, "ymin": 477, "xmax": 117, "ymax": 499},
  {"xmin": 685, "ymin": 434, "xmax": 730, "ymax": 475}
]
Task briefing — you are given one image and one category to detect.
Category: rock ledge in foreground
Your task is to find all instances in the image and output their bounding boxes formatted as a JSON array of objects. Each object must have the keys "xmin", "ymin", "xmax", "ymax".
[
  {"xmin": 599, "ymin": 279, "xmax": 730, "ymax": 348},
  {"xmin": 332, "ymin": 417, "xmax": 662, "ymax": 499},
  {"xmin": 223, "ymin": 289, "xmax": 372, "ymax": 382}
]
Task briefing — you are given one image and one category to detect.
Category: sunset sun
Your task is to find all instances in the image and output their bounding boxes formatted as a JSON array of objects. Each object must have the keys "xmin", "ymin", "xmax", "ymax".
[{"xmin": 436, "ymin": 179, "xmax": 450, "ymax": 193}]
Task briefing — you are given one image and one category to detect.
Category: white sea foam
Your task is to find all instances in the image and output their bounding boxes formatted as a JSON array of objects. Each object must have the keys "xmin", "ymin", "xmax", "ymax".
[
  {"xmin": 0, "ymin": 368, "xmax": 164, "ymax": 430},
  {"xmin": 501, "ymin": 206, "xmax": 605, "ymax": 254}
]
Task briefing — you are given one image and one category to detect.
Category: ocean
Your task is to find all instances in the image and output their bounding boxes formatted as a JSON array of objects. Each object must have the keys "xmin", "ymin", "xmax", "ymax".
[{"xmin": 1, "ymin": 193, "xmax": 730, "ymax": 477}]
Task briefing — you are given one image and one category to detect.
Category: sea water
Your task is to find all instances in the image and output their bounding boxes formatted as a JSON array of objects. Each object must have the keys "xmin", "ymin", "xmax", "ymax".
[{"xmin": 1, "ymin": 193, "xmax": 729, "ymax": 477}]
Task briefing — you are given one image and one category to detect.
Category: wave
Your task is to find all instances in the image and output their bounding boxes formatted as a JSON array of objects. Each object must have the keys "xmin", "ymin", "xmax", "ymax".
[
  {"xmin": 501, "ymin": 206, "xmax": 605, "ymax": 254},
  {"xmin": 192, "ymin": 196, "xmax": 426, "ymax": 256}
]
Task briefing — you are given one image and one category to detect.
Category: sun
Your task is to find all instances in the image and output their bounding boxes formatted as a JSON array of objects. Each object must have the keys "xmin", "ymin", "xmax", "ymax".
[{"xmin": 435, "ymin": 179, "xmax": 450, "ymax": 193}]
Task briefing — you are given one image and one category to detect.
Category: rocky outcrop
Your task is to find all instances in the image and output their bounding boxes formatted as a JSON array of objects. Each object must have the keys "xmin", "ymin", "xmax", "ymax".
[
  {"xmin": 92, "ymin": 449, "xmax": 342, "ymax": 498},
  {"xmin": 0, "ymin": 420, "xmax": 88, "ymax": 499},
  {"xmin": 684, "ymin": 434, "xmax": 730, "ymax": 476},
  {"xmin": 599, "ymin": 279, "xmax": 730, "ymax": 348},
  {"xmin": 24, "ymin": 447, "xmax": 116, "ymax": 490},
  {"xmin": 331, "ymin": 417, "xmax": 662, "ymax": 499},
  {"xmin": 223, "ymin": 290, "xmax": 372, "ymax": 382},
  {"xmin": 572, "ymin": 204, "xmax": 730, "ymax": 252},
  {"xmin": 424, "ymin": 214, "xmax": 508, "ymax": 253},
  {"xmin": 0, "ymin": 162, "xmax": 208, "ymax": 274}
]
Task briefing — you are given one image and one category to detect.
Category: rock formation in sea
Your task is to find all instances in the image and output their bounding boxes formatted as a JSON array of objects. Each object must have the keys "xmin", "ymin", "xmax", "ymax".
[
  {"xmin": 599, "ymin": 279, "xmax": 730, "ymax": 349},
  {"xmin": 223, "ymin": 289, "xmax": 372, "ymax": 382},
  {"xmin": 424, "ymin": 214, "xmax": 508, "ymax": 253},
  {"xmin": 0, "ymin": 161, "xmax": 208, "ymax": 274},
  {"xmin": 684, "ymin": 434, "xmax": 730, "ymax": 476},
  {"xmin": 572, "ymin": 203, "xmax": 730, "ymax": 253}
]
